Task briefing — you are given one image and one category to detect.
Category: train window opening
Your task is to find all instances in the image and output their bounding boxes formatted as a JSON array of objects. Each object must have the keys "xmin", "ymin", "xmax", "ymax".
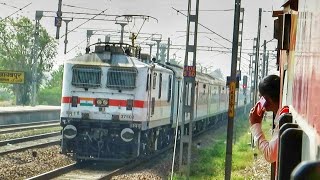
[
  {"xmin": 151, "ymin": 97, "xmax": 155, "ymax": 115},
  {"xmin": 176, "ymin": 81, "xmax": 180, "ymax": 116},
  {"xmin": 146, "ymin": 73, "xmax": 150, "ymax": 91},
  {"xmin": 167, "ymin": 75, "xmax": 172, "ymax": 102},
  {"xmin": 106, "ymin": 68, "xmax": 137, "ymax": 89},
  {"xmin": 153, "ymin": 72, "xmax": 157, "ymax": 89},
  {"xmin": 158, "ymin": 73, "xmax": 162, "ymax": 99},
  {"xmin": 72, "ymin": 66, "xmax": 101, "ymax": 88}
]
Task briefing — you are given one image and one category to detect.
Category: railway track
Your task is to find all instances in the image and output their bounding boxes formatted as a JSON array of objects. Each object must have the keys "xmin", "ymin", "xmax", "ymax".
[
  {"xmin": 26, "ymin": 113, "xmax": 233, "ymax": 180},
  {"xmin": 0, "ymin": 132, "xmax": 60, "ymax": 146},
  {"xmin": 27, "ymin": 146, "xmax": 172, "ymax": 180},
  {"xmin": 0, "ymin": 135, "xmax": 60, "ymax": 156},
  {"xmin": 0, "ymin": 120, "xmax": 60, "ymax": 134}
]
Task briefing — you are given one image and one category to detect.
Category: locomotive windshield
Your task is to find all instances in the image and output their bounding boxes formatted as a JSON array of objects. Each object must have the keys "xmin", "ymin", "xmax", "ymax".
[
  {"xmin": 72, "ymin": 66, "xmax": 101, "ymax": 88},
  {"xmin": 106, "ymin": 67, "xmax": 137, "ymax": 90}
]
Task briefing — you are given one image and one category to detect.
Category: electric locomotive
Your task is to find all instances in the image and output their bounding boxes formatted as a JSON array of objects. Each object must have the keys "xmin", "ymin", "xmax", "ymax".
[{"xmin": 60, "ymin": 42, "xmax": 247, "ymax": 161}]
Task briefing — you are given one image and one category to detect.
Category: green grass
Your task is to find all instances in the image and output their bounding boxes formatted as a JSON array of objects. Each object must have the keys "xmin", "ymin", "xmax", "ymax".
[
  {"xmin": 173, "ymin": 114, "xmax": 273, "ymax": 180},
  {"xmin": 0, "ymin": 126, "xmax": 61, "ymax": 141}
]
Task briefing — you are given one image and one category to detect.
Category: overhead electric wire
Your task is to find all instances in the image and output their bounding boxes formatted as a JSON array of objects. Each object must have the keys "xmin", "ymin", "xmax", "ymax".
[
  {"xmin": 43, "ymin": 10, "xmax": 119, "ymax": 17},
  {"xmin": 43, "ymin": 15, "xmax": 119, "ymax": 22},
  {"xmin": 178, "ymin": 9, "xmax": 234, "ymax": 12},
  {"xmin": 0, "ymin": 2, "xmax": 20, "ymax": 9},
  {"xmin": 205, "ymin": 36, "xmax": 231, "ymax": 50},
  {"xmin": 1, "ymin": 2, "xmax": 31, "ymax": 21},
  {"xmin": 60, "ymin": 7, "xmax": 109, "ymax": 39},
  {"xmin": 67, "ymin": 31, "xmax": 118, "ymax": 54},
  {"xmin": 171, "ymin": 8, "xmax": 262, "ymax": 66},
  {"xmin": 137, "ymin": 33, "xmax": 155, "ymax": 45},
  {"xmin": 260, "ymin": 38, "xmax": 276, "ymax": 47},
  {"xmin": 172, "ymin": 7, "xmax": 232, "ymax": 44},
  {"xmin": 176, "ymin": 31, "xmax": 222, "ymax": 35},
  {"xmin": 63, "ymin": 4, "xmax": 103, "ymax": 12},
  {"xmin": 67, "ymin": 38, "xmax": 87, "ymax": 54}
]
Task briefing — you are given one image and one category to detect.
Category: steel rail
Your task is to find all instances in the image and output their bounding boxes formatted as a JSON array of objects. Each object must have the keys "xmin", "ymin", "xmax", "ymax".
[
  {"xmin": 0, "ymin": 132, "xmax": 60, "ymax": 146},
  {"xmin": 0, "ymin": 120, "xmax": 59, "ymax": 129},
  {"xmin": 0, "ymin": 139, "xmax": 60, "ymax": 156},
  {"xmin": 0, "ymin": 122, "xmax": 60, "ymax": 134},
  {"xmin": 27, "ymin": 146, "xmax": 172, "ymax": 180},
  {"xmin": 26, "ymin": 163, "xmax": 79, "ymax": 180},
  {"xmin": 26, "ymin": 107, "xmax": 248, "ymax": 179}
]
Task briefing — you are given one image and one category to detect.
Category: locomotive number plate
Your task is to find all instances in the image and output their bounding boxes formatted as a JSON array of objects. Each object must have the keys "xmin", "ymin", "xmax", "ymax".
[{"xmin": 120, "ymin": 114, "xmax": 134, "ymax": 120}]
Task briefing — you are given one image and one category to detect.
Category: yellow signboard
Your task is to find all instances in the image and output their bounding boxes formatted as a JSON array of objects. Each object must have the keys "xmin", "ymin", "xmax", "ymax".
[
  {"xmin": 0, "ymin": 70, "xmax": 25, "ymax": 84},
  {"xmin": 228, "ymin": 82, "xmax": 236, "ymax": 118}
]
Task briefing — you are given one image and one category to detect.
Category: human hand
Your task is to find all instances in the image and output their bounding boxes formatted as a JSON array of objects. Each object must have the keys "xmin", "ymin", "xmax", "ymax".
[{"xmin": 249, "ymin": 103, "xmax": 265, "ymax": 126}]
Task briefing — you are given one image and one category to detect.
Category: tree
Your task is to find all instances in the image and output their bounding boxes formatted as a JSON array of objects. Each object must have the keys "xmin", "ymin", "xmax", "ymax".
[
  {"xmin": 46, "ymin": 65, "xmax": 64, "ymax": 89},
  {"xmin": 0, "ymin": 17, "xmax": 57, "ymax": 105},
  {"xmin": 38, "ymin": 65, "xmax": 63, "ymax": 105}
]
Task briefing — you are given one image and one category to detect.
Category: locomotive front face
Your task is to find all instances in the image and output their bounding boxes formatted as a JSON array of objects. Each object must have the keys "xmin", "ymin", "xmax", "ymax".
[{"xmin": 60, "ymin": 47, "xmax": 150, "ymax": 160}]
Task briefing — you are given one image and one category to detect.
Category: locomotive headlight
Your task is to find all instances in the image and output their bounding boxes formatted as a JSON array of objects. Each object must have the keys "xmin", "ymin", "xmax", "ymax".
[
  {"xmin": 96, "ymin": 98, "xmax": 109, "ymax": 107},
  {"xmin": 63, "ymin": 125, "xmax": 77, "ymax": 139},
  {"xmin": 102, "ymin": 99, "xmax": 109, "ymax": 106},
  {"xmin": 120, "ymin": 128, "xmax": 134, "ymax": 142},
  {"xmin": 96, "ymin": 99, "xmax": 103, "ymax": 105}
]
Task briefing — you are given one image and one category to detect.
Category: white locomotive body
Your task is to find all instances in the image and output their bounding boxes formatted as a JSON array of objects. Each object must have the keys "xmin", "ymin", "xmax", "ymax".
[{"xmin": 60, "ymin": 42, "xmax": 247, "ymax": 160}]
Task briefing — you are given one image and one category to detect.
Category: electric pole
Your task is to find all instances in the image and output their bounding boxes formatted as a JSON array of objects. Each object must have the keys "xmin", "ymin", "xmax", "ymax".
[
  {"xmin": 167, "ymin": 37, "xmax": 171, "ymax": 63},
  {"xmin": 179, "ymin": 0, "xmax": 199, "ymax": 179},
  {"xmin": 105, "ymin": 35, "xmax": 110, "ymax": 43},
  {"xmin": 154, "ymin": 39, "xmax": 161, "ymax": 61},
  {"xmin": 248, "ymin": 54, "xmax": 253, "ymax": 104},
  {"xmin": 262, "ymin": 40, "xmax": 267, "ymax": 78},
  {"xmin": 251, "ymin": 38, "xmax": 256, "ymax": 105},
  {"xmin": 147, "ymin": 43, "xmax": 154, "ymax": 62},
  {"xmin": 266, "ymin": 51, "xmax": 269, "ymax": 76},
  {"xmin": 225, "ymin": 0, "xmax": 241, "ymax": 179},
  {"xmin": 55, "ymin": 0, "xmax": 62, "ymax": 39},
  {"xmin": 31, "ymin": 11, "xmax": 43, "ymax": 106},
  {"xmin": 253, "ymin": 8, "xmax": 262, "ymax": 105},
  {"xmin": 86, "ymin": 30, "xmax": 93, "ymax": 53},
  {"xmin": 236, "ymin": 8, "xmax": 244, "ymax": 107},
  {"xmin": 63, "ymin": 19, "xmax": 73, "ymax": 54}
]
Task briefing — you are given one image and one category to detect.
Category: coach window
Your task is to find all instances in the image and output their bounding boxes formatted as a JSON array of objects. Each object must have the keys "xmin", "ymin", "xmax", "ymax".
[
  {"xmin": 167, "ymin": 75, "xmax": 172, "ymax": 102},
  {"xmin": 146, "ymin": 73, "xmax": 151, "ymax": 91},
  {"xmin": 176, "ymin": 80, "xmax": 180, "ymax": 115},
  {"xmin": 158, "ymin": 73, "xmax": 162, "ymax": 99},
  {"xmin": 151, "ymin": 97, "xmax": 155, "ymax": 115},
  {"xmin": 153, "ymin": 72, "xmax": 157, "ymax": 89}
]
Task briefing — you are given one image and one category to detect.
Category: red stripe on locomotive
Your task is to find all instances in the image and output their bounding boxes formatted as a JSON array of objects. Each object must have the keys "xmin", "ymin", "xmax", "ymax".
[{"xmin": 61, "ymin": 96, "xmax": 145, "ymax": 108}]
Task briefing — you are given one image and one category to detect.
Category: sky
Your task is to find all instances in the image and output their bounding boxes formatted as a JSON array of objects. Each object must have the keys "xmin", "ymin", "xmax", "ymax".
[{"xmin": 0, "ymin": 0, "xmax": 284, "ymax": 77}]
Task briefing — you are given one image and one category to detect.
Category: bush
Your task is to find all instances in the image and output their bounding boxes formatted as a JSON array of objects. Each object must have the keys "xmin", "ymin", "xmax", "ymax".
[{"xmin": 38, "ymin": 86, "xmax": 61, "ymax": 105}]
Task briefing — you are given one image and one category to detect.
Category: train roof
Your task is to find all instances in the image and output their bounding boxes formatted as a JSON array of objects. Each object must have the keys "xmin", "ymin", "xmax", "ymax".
[
  {"xmin": 65, "ymin": 42, "xmax": 151, "ymax": 68},
  {"xmin": 65, "ymin": 51, "xmax": 150, "ymax": 69},
  {"xmin": 162, "ymin": 62, "xmax": 226, "ymax": 85}
]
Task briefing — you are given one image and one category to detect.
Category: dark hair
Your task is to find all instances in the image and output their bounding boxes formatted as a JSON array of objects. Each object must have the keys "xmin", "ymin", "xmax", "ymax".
[{"xmin": 258, "ymin": 75, "xmax": 280, "ymax": 102}]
